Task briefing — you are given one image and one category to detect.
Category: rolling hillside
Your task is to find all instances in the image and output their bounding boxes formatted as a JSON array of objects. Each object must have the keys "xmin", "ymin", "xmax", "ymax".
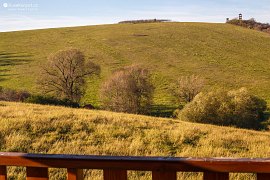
[
  {"xmin": 1, "ymin": 22, "xmax": 270, "ymax": 107},
  {"xmin": 0, "ymin": 101, "xmax": 270, "ymax": 179}
]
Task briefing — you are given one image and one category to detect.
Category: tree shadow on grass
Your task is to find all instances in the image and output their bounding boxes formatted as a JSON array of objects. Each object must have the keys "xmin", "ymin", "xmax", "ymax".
[
  {"xmin": 149, "ymin": 104, "xmax": 177, "ymax": 118},
  {"xmin": 0, "ymin": 52, "xmax": 32, "ymax": 67},
  {"xmin": 0, "ymin": 74, "xmax": 8, "ymax": 82},
  {"xmin": 0, "ymin": 51, "xmax": 32, "ymax": 81}
]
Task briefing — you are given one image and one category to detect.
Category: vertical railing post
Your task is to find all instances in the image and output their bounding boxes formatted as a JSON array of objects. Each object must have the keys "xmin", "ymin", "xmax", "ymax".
[
  {"xmin": 203, "ymin": 171, "xmax": 229, "ymax": 180},
  {"xmin": 67, "ymin": 169, "xmax": 84, "ymax": 180},
  {"xmin": 103, "ymin": 169, "xmax": 127, "ymax": 180},
  {"xmin": 0, "ymin": 166, "xmax": 7, "ymax": 180},
  {"xmin": 152, "ymin": 171, "xmax": 177, "ymax": 180},
  {"xmin": 26, "ymin": 167, "xmax": 48, "ymax": 180}
]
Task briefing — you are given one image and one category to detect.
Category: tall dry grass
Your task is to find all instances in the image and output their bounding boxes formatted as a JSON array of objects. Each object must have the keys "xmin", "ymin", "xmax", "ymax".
[{"xmin": 0, "ymin": 101, "xmax": 269, "ymax": 179}]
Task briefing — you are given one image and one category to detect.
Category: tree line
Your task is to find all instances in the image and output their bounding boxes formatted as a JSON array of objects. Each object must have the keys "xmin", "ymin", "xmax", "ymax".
[
  {"xmin": 227, "ymin": 18, "xmax": 270, "ymax": 34},
  {"xmin": 119, "ymin": 19, "xmax": 170, "ymax": 24}
]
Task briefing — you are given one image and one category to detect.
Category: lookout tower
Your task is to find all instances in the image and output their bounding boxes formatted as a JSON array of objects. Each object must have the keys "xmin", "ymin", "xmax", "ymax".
[{"xmin": 239, "ymin": 13, "xmax": 242, "ymax": 20}]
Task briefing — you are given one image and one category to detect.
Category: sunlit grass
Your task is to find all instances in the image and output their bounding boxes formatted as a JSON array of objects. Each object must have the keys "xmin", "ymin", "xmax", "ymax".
[
  {"xmin": 0, "ymin": 101, "xmax": 269, "ymax": 179},
  {"xmin": 0, "ymin": 23, "xmax": 270, "ymax": 107}
]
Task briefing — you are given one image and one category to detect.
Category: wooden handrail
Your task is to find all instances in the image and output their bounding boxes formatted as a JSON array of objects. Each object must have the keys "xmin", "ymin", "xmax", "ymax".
[{"xmin": 0, "ymin": 152, "xmax": 270, "ymax": 180}]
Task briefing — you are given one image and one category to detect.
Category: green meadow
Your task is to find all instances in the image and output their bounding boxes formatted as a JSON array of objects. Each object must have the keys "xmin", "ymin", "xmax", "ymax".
[{"xmin": 1, "ymin": 22, "xmax": 270, "ymax": 109}]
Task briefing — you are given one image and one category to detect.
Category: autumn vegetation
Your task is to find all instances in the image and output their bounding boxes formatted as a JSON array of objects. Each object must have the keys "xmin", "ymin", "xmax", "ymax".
[
  {"xmin": 0, "ymin": 87, "xmax": 30, "ymax": 102},
  {"xmin": 172, "ymin": 75, "xmax": 205, "ymax": 104},
  {"xmin": 177, "ymin": 88, "xmax": 267, "ymax": 129},
  {"xmin": 101, "ymin": 65, "xmax": 154, "ymax": 114},
  {"xmin": 39, "ymin": 48, "xmax": 100, "ymax": 103},
  {"xmin": 0, "ymin": 46, "xmax": 269, "ymax": 130},
  {"xmin": 227, "ymin": 18, "xmax": 270, "ymax": 34},
  {"xmin": 0, "ymin": 101, "xmax": 270, "ymax": 179}
]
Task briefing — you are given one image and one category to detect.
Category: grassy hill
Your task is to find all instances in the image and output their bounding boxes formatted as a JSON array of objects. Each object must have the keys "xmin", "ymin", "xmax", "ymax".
[
  {"xmin": 1, "ymin": 22, "xmax": 270, "ymax": 108},
  {"xmin": 0, "ymin": 101, "xmax": 270, "ymax": 179}
]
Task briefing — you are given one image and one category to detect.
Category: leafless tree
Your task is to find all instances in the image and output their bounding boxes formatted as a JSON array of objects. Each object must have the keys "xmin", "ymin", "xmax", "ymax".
[
  {"xmin": 101, "ymin": 65, "xmax": 154, "ymax": 114},
  {"xmin": 39, "ymin": 48, "xmax": 100, "ymax": 103},
  {"xmin": 174, "ymin": 75, "xmax": 204, "ymax": 104}
]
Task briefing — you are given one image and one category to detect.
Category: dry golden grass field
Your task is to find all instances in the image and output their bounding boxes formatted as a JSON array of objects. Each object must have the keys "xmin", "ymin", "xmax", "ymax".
[{"xmin": 0, "ymin": 101, "xmax": 269, "ymax": 179}]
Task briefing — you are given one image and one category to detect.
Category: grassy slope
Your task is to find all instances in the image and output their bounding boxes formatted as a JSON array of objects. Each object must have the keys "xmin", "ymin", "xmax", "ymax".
[
  {"xmin": 0, "ymin": 23, "xmax": 270, "ymax": 107},
  {"xmin": 0, "ymin": 101, "xmax": 270, "ymax": 179}
]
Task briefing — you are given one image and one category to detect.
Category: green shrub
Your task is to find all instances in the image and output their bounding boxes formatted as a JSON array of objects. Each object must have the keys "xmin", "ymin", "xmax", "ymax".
[{"xmin": 178, "ymin": 88, "xmax": 267, "ymax": 129}]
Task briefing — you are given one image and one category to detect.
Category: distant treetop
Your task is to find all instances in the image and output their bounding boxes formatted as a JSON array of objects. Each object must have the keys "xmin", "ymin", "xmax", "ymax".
[
  {"xmin": 118, "ymin": 19, "xmax": 171, "ymax": 24},
  {"xmin": 226, "ymin": 15, "xmax": 270, "ymax": 34}
]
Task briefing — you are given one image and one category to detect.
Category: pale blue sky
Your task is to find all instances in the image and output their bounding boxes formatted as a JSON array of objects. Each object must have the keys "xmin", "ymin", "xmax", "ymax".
[{"xmin": 0, "ymin": 0, "xmax": 269, "ymax": 32}]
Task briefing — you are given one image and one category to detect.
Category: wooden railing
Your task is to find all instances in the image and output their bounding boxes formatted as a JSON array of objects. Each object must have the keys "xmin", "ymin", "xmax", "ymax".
[{"xmin": 0, "ymin": 152, "xmax": 270, "ymax": 180}]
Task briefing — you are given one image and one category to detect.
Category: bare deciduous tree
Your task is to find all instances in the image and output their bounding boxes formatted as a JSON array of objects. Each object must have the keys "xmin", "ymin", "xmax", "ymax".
[
  {"xmin": 174, "ymin": 75, "xmax": 204, "ymax": 104},
  {"xmin": 39, "ymin": 48, "xmax": 100, "ymax": 103},
  {"xmin": 101, "ymin": 65, "xmax": 154, "ymax": 114}
]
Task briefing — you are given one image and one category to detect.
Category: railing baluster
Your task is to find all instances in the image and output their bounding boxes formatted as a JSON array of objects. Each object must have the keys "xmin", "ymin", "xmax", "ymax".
[
  {"xmin": 1, "ymin": 152, "xmax": 270, "ymax": 180},
  {"xmin": 257, "ymin": 173, "xmax": 270, "ymax": 180},
  {"xmin": 152, "ymin": 171, "xmax": 177, "ymax": 180},
  {"xmin": 0, "ymin": 166, "xmax": 7, "ymax": 180},
  {"xmin": 103, "ymin": 169, "xmax": 127, "ymax": 180},
  {"xmin": 26, "ymin": 167, "xmax": 48, "ymax": 180},
  {"xmin": 203, "ymin": 171, "xmax": 229, "ymax": 180},
  {"xmin": 67, "ymin": 168, "xmax": 84, "ymax": 180}
]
